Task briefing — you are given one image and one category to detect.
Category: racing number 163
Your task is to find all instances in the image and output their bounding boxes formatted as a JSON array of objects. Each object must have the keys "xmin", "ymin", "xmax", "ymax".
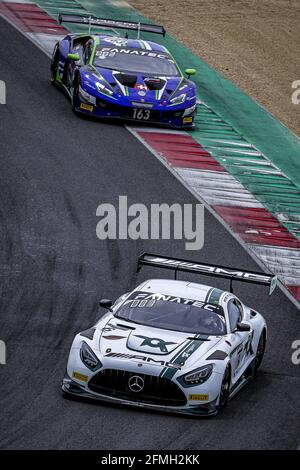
[{"xmin": 133, "ymin": 108, "xmax": 151, "ymax": 120}]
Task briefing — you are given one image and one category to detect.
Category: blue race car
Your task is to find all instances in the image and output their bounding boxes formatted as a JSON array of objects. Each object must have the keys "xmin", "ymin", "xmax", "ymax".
[{"xmin": 50, "ymin": 14, "xmax": 197, "ymax": 128}]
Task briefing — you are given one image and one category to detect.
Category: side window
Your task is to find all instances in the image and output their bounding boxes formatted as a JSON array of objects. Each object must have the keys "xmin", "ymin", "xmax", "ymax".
[
  {"xmin": 84, "ymin": 40, "xmax": 93, "ymax": 64},
  {"xmin": 228, "ymin": 299, "xmax": 243, "ymax": 332},
  {"xmin": 73, "ymin": 43, "xmax": 84, "ymax": 64}
]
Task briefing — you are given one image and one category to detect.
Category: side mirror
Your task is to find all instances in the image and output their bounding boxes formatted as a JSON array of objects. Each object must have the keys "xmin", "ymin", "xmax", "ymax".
[
  {"xmin": 235, "ymin": 322, "xmax": 251, "ymax": 332},
  {"xmin": 185, "ymin": 68, "xmax": 196, "ymax": 78},
  {"xmin": 99, "ymin": 299, "xmax": 113, "ymax": 311},
  {"xmin": 68, "ymin": 52, "xmax": 80, "ymax": 61}
]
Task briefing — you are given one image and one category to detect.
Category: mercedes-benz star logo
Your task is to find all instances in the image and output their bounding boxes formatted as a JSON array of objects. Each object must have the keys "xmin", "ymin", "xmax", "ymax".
[{"xmin": 128, "ymin": 375, "xmax": 144, "ymax": 393}]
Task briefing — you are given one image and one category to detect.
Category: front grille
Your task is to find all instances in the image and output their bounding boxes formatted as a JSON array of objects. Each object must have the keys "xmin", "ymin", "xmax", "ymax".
[
  {"xmin": 88, "ymin": 369, "xmax": 187, "ymax": 407},
  {"xmin": 162, "ymin": 110, "xmax": 183, "ymax": 120}
]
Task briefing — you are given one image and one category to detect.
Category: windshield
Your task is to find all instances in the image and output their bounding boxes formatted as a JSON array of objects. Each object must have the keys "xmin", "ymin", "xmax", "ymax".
[
  {"xmin": 94, "ymin": 46, "xmax": 179, "ymax": 76},
  {"xmin": 115, "ymin": 293, "xmax": 226, "ymax": 336}
]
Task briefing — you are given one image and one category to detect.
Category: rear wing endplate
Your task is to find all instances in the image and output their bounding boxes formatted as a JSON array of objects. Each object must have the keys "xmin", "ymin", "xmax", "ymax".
[{"xmin": 137, "ymin": 253, "xmax": 277, "ymax": 295}]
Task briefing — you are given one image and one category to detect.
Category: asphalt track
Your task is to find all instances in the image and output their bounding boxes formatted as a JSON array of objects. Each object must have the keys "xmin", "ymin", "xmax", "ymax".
[{"xmin": 0, "ymin": 17, "xmax": 299, "ymax": 450}]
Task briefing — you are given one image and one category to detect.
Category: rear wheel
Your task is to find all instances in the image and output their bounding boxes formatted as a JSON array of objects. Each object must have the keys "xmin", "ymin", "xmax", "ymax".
[
  {"xmin": 255, "ymin": 330, "xmax": 266, "ymax": 372},
  {"xmin": 218, "ymin": 364, "xmax": 231, "ymax": 411}
]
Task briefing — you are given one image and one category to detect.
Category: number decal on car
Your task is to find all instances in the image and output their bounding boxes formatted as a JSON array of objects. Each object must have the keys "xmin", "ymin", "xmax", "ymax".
[{"xmin": 133, "ymin": 108, "xmax": 151, "ymax": 120}]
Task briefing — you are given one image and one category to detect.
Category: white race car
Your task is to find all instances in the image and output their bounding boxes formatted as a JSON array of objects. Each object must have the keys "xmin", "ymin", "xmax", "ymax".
[{"xmin": 62, "ymin": 254, "xmax": 276, "ymax": 416}]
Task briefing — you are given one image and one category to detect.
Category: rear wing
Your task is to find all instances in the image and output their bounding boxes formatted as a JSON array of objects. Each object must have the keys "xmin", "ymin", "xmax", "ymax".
[
  {"xmin": 58, "ymin": 14, "xmax": 166, "ymax": 38},
  {"xmin": 137, "ymin": 253, "xmax": 277, "ymax": 295}
]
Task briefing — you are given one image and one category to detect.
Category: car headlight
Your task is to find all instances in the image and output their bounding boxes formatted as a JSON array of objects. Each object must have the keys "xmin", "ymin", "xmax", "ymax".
[
  {"xmin": 182, "ymin": 364, "xmax": 213, "ymax": 385},
  {"xmin": 182, "ymin": 104, "xmax": 196, "ymax": 117},
  {"xmin": 169, "ymin": 93, "xmax": 186, "ymax": 106},
  {"xmin": 96, "ymin": 81, "xmax": 114, "ymax": 96},
  {"xmin": 78, "ymin": 85, "xmax": 96, "ymax": 104},
  {"xmin": 80, "ymin": 341, "xmax": 102, "ymax": 371}
]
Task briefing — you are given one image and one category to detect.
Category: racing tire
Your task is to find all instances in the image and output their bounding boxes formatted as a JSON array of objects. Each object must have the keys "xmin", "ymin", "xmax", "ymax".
[
  {"xmin": 254, "ymin": 329, "xmax": 266, "ymax": 372},
  {"xmin": 50, "ymin": 44, "xmax": 59, "ymax": 85},
  {"xmin": 72, "ymin": 74, "xmax": 80, "ymax": 114},
  {"xmin": 218, "ymin": 364, "xmax": 231, "ymax": 412}
]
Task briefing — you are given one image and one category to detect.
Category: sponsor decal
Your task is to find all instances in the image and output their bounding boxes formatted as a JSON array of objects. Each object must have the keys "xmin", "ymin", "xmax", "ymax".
[
  {"xmin": 244, "ymin": 331, "xmax": 254, "ymax": 356},
  {"xmin": 104, "ymin": 37, "xmax": 129, "ymax": 47},
  {"xmin": 105, "ymin": 352, "xmax": 181, "ymax": 369},
  {"xmin": 189, "ymin": 394, "xmax": 209, "ymax": 401},
  {"xmin": 96, "ymin": 47, "xmax": 169, "ymax": 60},
  {"xmin": 103, "ymin": 323, "xmax": 131, "ymax": 332},
  {"xmin": 103, "ymin": 335, "xmax": 126, "ymax": 340},
  {"xmin": 183, "ymin": 116, "xmax": 193, "ymax": 123},
  {"xmin": 72, "ymin": 371, "xmax": 88, "ymax": 382},
  {"xmin": 134, "ymin": 83, "xmax": 148, "ymax": 91},
  {"xmin": 230, "ymin": 342, "xmax": 243, "ymax": 357},
  {"xmin": 134, "ymin": 335, "xmax": 176, "ymax": 353},
  {"xmin": 147, "ymin": 257, "xmax": 273, "ymax": 284},
  {"xmin": 130, "ymin": 101, "xmax": 153, "ymax": 107},
  {"xmin": 138, "ymin": 91, "xmax": 146, "ymax": 96},
  {"xmin": 124, "ymin": 291, "xmax": 224, "ymax": 314},
  {"xmin": 80, "ymin": 103, "xmax": 93, "ymax": 112}
]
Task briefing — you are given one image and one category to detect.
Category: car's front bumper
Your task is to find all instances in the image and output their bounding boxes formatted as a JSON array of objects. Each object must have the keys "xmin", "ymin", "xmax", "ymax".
[
  {"xmin": 62, "ymin": 371, "xmax": 219, "ymax": 417},
  {"xmin": 74, "ymin": 94, "xmax": 196, "ymax": 129}
]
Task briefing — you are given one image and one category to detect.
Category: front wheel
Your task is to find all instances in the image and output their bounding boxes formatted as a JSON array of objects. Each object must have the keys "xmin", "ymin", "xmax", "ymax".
[
  {"xmin": 218, "ymin": 364, "xmax": 231, "ymax": 411},
  {"xmin": 50, "ymin": 44, "xmax": 59, "ymax": 85},
  {"xmin": 254, "ymin": 330, "xmax": 266, "ymax": 372},
  {"xmin": 72, "ymin": 75, "xmax": 80, "ymax": 113}
]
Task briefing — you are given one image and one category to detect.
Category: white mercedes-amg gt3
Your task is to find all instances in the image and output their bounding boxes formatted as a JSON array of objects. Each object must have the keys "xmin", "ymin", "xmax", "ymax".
[{"xmin": 62, "ymin": 254, "xmax": 276, "ymax": 416}]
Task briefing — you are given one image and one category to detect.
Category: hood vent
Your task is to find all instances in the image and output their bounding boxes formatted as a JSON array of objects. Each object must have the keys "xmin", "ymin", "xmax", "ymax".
[
  {"xmin": 80, "ymin": 328, "xmax": 96, "ymax": 340},
  {"xmin": 206, "ymin": 350, "xmax": 227, "ymax": 360},
  {"xmin": 114, "ymin": 73, "xmax": 137, "ymax": 88},
  {"xmin": 144, "ymin": 77, "xmax": 166, "ymax": 90}
]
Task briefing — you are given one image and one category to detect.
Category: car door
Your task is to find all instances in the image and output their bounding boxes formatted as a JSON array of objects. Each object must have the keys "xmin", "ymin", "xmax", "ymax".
[
  {"xmin": 66, "ymin": 37, "xmax": 92, "ymax": 89},
  {"xmin": 227, "ymin": 298, "xmax": 252, "ymax": 379}
]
